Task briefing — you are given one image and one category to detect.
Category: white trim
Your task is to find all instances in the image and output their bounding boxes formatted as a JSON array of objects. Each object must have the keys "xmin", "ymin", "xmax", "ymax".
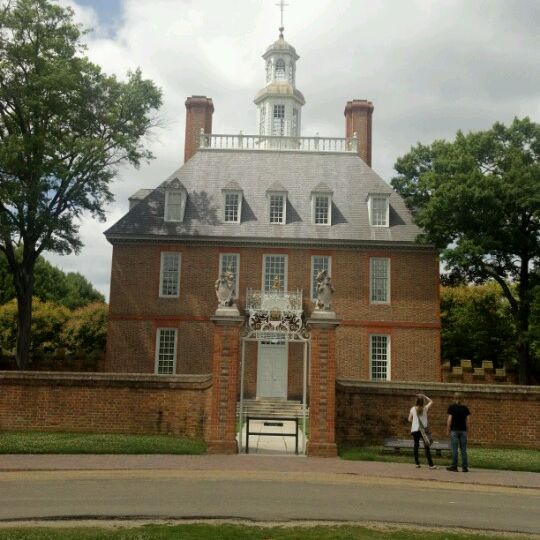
[
  {"xmin": 370, "ymin": 257, "xmax": 390, "ymax": 304},
  {"xmin": 159, "ymin": 252, "xmax": 181, "ymax": 298},
  {"xmin": 367, "ymin": 194, "xmax": 390, "ymax": 228},
  {"xmin": 310, "ymin": 255, "xmax": 332, "ymax": 300},
  {"xmin": 311, "ymin": 193, "xmax": 332, "ymax": 226},
  {"xmin": 154, "ymin": 327, "xmax": 178, "ymax": 375},
  {"xmin": 164, "ymin": 190, "xmax": 186, "ymax": 222},
  {"xmin": 262, "ymin": 254, "xmax": 288, "ymax": 292},
  {"xmin": 223, "ymin": 190, "xmax": 242, "ymax": 223},
  {"xmin": 219, "ymin": 252, "xmax": 240, "ymax": 298},
  {"xmin": 369, "ymin": 334, "xmax": 391, "ymax": 381}
]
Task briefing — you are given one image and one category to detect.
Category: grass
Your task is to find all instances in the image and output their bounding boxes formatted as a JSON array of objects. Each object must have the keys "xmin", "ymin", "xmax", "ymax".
[
  {"xmin": 0, "ymin": 524, "xmax": 530, "ymax": 540},
  {"xmin": 339, "ymin": 445, "xmax": 540, "ymax": 473},
  {"xmin": 0, "ymin": 431, "xmax": 206, "ymax": 455}
]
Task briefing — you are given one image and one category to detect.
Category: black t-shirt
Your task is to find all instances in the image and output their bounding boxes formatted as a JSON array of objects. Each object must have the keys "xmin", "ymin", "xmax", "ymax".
[{"xmin": 447, "ymin": 403, "xmax": 471, "ymax": 431}]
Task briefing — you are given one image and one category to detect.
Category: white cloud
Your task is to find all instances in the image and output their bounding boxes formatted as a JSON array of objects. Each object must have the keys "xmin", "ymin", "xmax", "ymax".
[{"xmin": 46, "ymin": 0, "xmax": 540, "ymax": 300}]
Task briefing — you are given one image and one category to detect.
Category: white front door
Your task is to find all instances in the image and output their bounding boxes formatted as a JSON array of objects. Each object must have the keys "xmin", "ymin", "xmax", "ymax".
[{"xmin": 257, "ymin": 341, "xmax": 288, "ymax": 398}]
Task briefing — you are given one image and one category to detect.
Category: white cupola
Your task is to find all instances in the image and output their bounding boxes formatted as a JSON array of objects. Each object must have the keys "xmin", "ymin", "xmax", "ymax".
[{"xmin": 254, "ymin": 27, "xmax": 305, "ymax": 138}]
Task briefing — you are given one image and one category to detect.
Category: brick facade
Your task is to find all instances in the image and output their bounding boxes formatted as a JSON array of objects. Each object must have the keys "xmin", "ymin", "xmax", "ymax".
[
  {"xmin": 0, "ymin": 372, "xmax": 211, "ymax": 439},
  {"xmin": 106, "ymin": 243, "xmax": 440, "ymax": 387},
  {"xmin": 336, "ymin": 380, "xmax": 540, "ymax": 448}
]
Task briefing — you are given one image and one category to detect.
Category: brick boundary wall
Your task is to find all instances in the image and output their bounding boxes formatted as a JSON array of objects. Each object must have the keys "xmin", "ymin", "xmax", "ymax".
[
  {"xmin": 0, "ymin": 372, "xmax": 212, "ymax": 440},
  {"xmin": 337, "ymin": 380, "xmax": 540, "ymax": 448}
]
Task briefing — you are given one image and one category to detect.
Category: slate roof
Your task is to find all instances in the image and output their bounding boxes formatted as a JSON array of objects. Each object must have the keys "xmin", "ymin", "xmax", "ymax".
[{"xmin": 105, "ymin": 148, "xmax": 424, "ymax": 247}]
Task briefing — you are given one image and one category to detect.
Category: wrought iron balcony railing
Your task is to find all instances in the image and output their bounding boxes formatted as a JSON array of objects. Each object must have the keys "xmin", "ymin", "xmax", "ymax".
[
  {"xmin": 245, "ymin": 288, "xmax": 303, "ymax": 311},
  {"xmin": 200, "ymin": 131, "xmax": 358, "ymax": 154},
  {"xmin": 244, "ymin": 288, "xmax": 307, "ymax": 340}
]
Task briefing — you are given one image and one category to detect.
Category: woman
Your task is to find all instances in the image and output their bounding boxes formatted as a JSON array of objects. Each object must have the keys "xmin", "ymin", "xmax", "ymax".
[{"xmin": 408, "ymin": 393, "xmax": 437, "ymax": 469}]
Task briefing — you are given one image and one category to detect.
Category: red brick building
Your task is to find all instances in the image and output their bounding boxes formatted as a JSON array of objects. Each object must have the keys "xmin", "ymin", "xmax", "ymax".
[{"xmin": 104, "ymin": 30, "xmax": 440, "ymax": 455}]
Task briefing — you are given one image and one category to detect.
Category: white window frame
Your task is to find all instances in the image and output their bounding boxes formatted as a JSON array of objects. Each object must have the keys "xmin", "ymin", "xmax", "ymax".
[
  {"xmin": 268, "ymin": 192, "xmax": 286, "ymax": 224},
  {"xmin": 368, "ymin": 194, "xmax": 390, "ymax": 227},
  {"xmin": 370, "ymin": 257, "xmax": 390, "ymax": 304},
  {"xmin": 369, "ymin": 334, "xmax": 391, "ymax": 381},
  {"xmin": 159, "ymin": 252, "xmax": 181, "ymax": 298},
  {"xmin": 154, "ymin": 328, "xmax": 178, "ymax": 375},
  {"xmin": 273, "ymin": 104, "xmax": 285, "ymax": 136},
  {"xmin": 219, "ymin": 253, "xmax": 240, "ymax": 299},
  {"xmin": 223, "ymin": 190, "xmax": 242, "ymax": 223},
  {"xmin": 312, "ymin": 193, "xmax": 332, "ymax": 226},
  {"xmin": 275, "ymin": 58, "xmax": 286, "ymax": 80},
  {"xmin": 311, "ymin": 255, "xmax": 332, "ymax": 300},
  {"xmin": 259, "ymin": 104, "xmax": 266, "ymax": 135},
  {"xmin": 262, "ymin": 254, "xmax": 288, "ymax": 292},
  {"xmin": 164, "ymin": 190, "xmax": 186, "ymax": 222}
]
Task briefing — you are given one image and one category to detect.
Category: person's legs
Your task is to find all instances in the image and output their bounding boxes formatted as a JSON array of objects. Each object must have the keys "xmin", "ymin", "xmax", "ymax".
[
  {"xmin": 424, "ymin": 443, "xmax": 434, "ymax": 467},
  {"xmin": 459, "ymin": 431, "xmax": 468, "ymax": 470},
  {"xmin": 412, "ymin": 431, "xmax": 420, "ymax": 465},
  {"xmin": 447, "ymin": 430, "xmax": 459, "ymax": 470}
]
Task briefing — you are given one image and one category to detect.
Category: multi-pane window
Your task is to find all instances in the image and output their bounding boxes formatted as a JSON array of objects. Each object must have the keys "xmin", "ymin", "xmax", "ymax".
[
  {"xmin": 165, "ymin": 191, "xmax": 184, "ymax": 222},
  {"xmin": 259, "ymin": 105, "xmax": 266, "ymax": 135},
  {"xmin": 159, "ymin": 252, "xmax": 181, "ymax": 297},
  {"xmin": 291, "ymin": 108, "xmax": 298, "ymax": 137},
  {"xmin": 314, "ymin": 195, "xmax": 331, "ymax": 225},
  {"xmin": 273, "ymin": 104, "xmax": 285, "ymax": 136},
  {"xmin": 370, "ymin": 334, "xmax": 390, "ymax": 381},
  {"xmin": 224, "ymin": 192, "xmax": 241, "ymax": 223},
  {"xmin": 219, "ymin": 253, "xmax": 240, "ymax": 298},
  {"xmin": 263, "ymin": 255, "xmax": 287, "ymax": 292},
  {"xmin": 269, "ymin": 194, "xmax": 285, "ymax": 224},
  {"xmin": 275, "ymin": 59, "xmax": 286, "ymax": 80},
  {"xmin": 370, "ymin": 195, "xmax": 389, "ymax": 227},
  {"xmin": 370, "ymin": 257, "xmax": 390, "ymax": 303},
  {"xmin": 288, "ymin": 62, "xmax": 295, "ymax": 84},
  {"xmin": 155, "ymin": 328, "xmax": 177, "ymax": 375},
  {"xmin": 311, "ymin": 255, "xmax": 331, "ymax": 300}
]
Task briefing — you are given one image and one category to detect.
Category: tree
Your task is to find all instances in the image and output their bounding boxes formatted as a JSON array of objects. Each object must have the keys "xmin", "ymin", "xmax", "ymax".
[
  {"xmin": 62, "ymin": 301, "xmax": 107, "ymax": 354},
  {"xmin": 0, "ymin": 0, "xmax": 161, "ymax": 368},
  {"xmin": 392, "ymin": 118, "xmax": 540, "ymax": 384},
  {"xmin": 440, "ymin": 283, "xmax": 516, "ymax": 368},
  {"xmin": 0, "ymin": 250, "xmax": 104, "ymax": 307}
]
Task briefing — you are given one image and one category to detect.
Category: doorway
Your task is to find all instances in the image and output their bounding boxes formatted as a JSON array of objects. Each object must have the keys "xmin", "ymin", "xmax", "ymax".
[{"xmin": 257, "ymin": 341, "xmax": 288, "ymax": 398}]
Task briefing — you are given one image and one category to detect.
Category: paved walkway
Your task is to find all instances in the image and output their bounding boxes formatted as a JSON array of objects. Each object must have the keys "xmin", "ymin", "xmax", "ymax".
[{"xmin": 1, "ymin": 453, "xmax": 538, "ymax": 490}]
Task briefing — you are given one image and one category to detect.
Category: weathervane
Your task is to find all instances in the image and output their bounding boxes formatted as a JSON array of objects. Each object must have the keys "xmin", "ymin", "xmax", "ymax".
[{"xmin": 275, "ymin": 0, "xmax": 289, "ymax": 37}]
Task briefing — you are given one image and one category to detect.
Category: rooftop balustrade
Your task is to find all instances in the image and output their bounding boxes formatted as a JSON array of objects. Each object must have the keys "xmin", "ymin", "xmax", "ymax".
[{"xmin": 200, "ymin": 131, "xmax": 358, "ymax": 154}]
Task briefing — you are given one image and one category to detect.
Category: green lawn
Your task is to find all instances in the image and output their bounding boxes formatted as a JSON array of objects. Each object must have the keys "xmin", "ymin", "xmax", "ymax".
[
  {"xmin": 0, "ymin": 524, "xmax": 529, "ymax": 540},
  {"xmin": 339, "ymin": 445, "xmax": 540, "ymax": 473},
  {"xmin": 0, "ymin": 431, "xmax": 206, "ymax": 455}
]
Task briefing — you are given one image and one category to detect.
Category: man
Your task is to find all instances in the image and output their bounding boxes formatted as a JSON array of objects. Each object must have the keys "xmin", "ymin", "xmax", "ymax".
[{"xmin": 446, "ymin": 391, "xmax": 471, "ymax": 472}]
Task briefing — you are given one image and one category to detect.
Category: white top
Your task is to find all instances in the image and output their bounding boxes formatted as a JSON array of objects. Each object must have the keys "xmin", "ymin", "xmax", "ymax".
[{"xmin": 409, "ymin": 406, "xmax": 429, "ymax": 433}]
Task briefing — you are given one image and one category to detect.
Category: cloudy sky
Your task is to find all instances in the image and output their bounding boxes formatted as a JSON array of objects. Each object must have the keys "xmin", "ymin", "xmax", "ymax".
[{"xmin": 47, "ymin": 0, "xmax": 539, "ymax": 299}]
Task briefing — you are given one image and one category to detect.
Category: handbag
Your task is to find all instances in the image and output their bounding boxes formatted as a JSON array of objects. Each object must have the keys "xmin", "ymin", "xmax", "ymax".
[{"xmin": 418, "ymin": 415, "xmax": 433, "ymax": 447}]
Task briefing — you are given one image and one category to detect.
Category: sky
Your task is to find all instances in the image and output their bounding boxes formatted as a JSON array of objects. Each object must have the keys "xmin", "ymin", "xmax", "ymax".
[{"xmin": 47, "ymin": 0, "xmax": 540, "ymax": 300}]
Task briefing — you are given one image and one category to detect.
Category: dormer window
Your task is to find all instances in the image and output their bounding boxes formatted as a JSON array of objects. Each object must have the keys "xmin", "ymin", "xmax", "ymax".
[
  {"xmin": 311, "ymin": 183, "xmax": 333, "ymax": 226},
  {"xmin": 269, "ymin": 194, "xmax": 285, "ymax": 223},
  {"xmin": 275, "ymin": 58, "xmax": 286, "ymax": 80},
  {"xmin": 267, "ymin": 182, "xmax": 287, "ymax": 224},
  {"xmin": 222, "ymin": 182, "xmax": 243, "ymax": 223},
  {"xmin": 368, "ymin": 193, "xmax": 390, "ymax": 227},
  {"xmin": 164, "ymin": 178, "xmax": 187, "ymax": 222}
]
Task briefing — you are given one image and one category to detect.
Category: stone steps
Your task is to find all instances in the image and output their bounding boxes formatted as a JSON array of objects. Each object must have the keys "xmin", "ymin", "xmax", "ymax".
[{"xmin": 238, "ymin": 399, "xmax": 308, "ymax": 418}]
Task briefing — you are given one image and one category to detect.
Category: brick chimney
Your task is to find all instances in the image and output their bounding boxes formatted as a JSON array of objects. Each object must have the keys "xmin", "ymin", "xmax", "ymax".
[
  {"xmin": 344, "ymin": 99, "xmax": 374, "ymax": 167},
  {"xmin": 184, "ymin": 96, "xmax": 214, "ymax": 162}
]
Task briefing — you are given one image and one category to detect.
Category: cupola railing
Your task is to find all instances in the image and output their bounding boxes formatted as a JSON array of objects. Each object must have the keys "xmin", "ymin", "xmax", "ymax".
[{"xmin": 200, "ymin": 130, "xmax": 358, "ymax": 154}]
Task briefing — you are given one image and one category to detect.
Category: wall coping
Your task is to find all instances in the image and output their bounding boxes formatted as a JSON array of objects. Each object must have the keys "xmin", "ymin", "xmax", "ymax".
[
  {"xmin": 337, "ymin": 379, "xmax": 540, "ymax": 398},
  {"xmin": 0, "ymin": 371, "xmax": 212, "ymax": 390}
]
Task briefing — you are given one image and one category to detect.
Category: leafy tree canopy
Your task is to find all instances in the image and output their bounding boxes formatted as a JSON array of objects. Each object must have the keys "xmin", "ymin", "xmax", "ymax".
[
  {"xmin": 0, "ymin": 250, "xmax": 104, "ymax": 308},
  {"xmin": 0, "ymin": 0, "xmax": 162, "ymax": 367},
  {"xmin": 392, "ymin": 118, "xmax": 540, "ymax": 384}
]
